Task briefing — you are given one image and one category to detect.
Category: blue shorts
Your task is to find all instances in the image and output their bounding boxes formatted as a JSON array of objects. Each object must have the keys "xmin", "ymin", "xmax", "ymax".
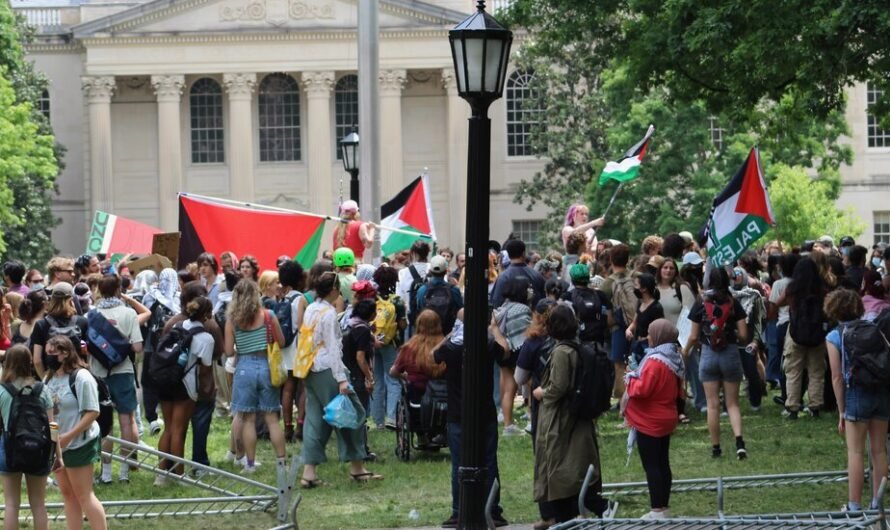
[
  {"xmin": 105, "ymin": 372, "xmax": 138, "ymax": 414},
  {"xmin": 231, "ymin": 354, "xmax": 281, "ymax": 414},
  {"xmin": 844, "ymin": 385, "xmax": 890, "ymax": 423},
  {"xmin": 0, "ymin": 435, "xmax": 8, "ymax": 473},
  {"xmin": 699, "ymin": 344, "xmax": 743, "ymax": 383}
]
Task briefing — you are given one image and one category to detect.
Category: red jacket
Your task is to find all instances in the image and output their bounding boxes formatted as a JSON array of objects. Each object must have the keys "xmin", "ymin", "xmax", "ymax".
[{"xmin": 624, "ymin": 359, "xmax": 684, "ymax": 437}]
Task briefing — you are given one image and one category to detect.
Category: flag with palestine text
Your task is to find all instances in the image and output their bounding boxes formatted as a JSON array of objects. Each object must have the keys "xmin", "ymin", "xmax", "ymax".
[
  {"xmin": 380, "ymin": 175, "xmax": 436, "ymax": 256},
  {"xmin": 705, "ymin": 148, "xmax": 775, "ymax": 265},
  {"xmin": 598, "ymin": 124, "xmax": 655, "ymax": 185}
]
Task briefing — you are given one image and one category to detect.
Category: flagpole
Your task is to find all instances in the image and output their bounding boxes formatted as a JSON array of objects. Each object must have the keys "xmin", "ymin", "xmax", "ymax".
[
  {"xmin": 601, "ymin": 182, "xmax": 624, "ymax": 218},
  {"xmin": 177, "ymin": 193, "xmax": 434, "ymax": 240}
]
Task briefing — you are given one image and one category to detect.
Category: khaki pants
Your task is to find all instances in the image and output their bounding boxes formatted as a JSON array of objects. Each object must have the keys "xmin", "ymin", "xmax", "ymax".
[
  {"xmin": 782, "ymin": 330, "xmax": 827, "ymax": 411},
  {"xmin": 214, "ymin": 362, "xmax": 231, "ymax": 411}
]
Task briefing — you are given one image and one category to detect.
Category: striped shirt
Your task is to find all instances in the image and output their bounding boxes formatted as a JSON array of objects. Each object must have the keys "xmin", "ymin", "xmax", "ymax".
[{"xmin": 234, "ymin": 311, "xmax": 268, "ymax": 355}]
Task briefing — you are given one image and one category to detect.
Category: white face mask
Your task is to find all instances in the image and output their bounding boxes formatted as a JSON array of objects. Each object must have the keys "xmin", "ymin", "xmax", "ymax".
[{"xmin": 873, "ymin": 257, "xmax": 884, "ymax": 268}]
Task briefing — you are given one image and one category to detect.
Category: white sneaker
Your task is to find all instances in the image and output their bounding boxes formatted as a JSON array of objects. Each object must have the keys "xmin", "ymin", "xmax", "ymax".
[
  {"xmin": 640, "ymin": 509, "xmax": 668, "ymax": 519},
  {"xmin": 497, "ymin": 412, "xmax": 504, "ymax": 424},
  {"xmin": 153, "ymin": 475, "xmax": 170, "ymax": 487},
  {"xmin": 236, "ymin": 456, "xmax": 261, "ymax": 468},
  {"xmin": 225, "ymin": 451, "xmax": 238, "ymax": 464},
  {"xmin": 524, "ymin": 422, "xmax": 533, "ymax": 434},
  {"xmin": 502, "ymin": 424, "xmax": 525, "ymax": 437},
  {"xmin": 241, "ymin": 464, "xmax": 258, "ymax": 475},
  {"xmin": 149, "ymin": 419, "xmax": 164, "ymax": 436}
]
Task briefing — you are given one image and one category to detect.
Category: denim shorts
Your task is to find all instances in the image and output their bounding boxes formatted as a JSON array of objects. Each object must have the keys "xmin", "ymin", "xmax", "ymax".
[
  {"xmin": 844, "ymin": 385, "xmax": 890, "ymax": 422},
  {"xmin": 105, "ymin": 372, "xmax": 138, "ymax": 414},
  {"xmin": 231, "ymin": 354, "xmax": 281, "ymax": 413},
  {"xmin": 699, "ymin": 344, "xmax": 743, "ymax": 383}
]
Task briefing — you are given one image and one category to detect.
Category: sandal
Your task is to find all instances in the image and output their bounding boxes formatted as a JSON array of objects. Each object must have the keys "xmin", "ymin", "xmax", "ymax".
[
  {"xmin": 300, "ymin": 478, "xmax": 324, "ymax": 489},
  {"xmin": 350, "ymin": 471, "xmax": 384, "ymax": 482}
]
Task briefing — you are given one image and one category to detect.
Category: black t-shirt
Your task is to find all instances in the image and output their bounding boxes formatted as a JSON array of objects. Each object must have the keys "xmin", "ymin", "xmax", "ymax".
[
  {"xmin": 434, "ymin": 334, "xmax": 501, "ymax": 424},
  {"xmin": 516, "ymin": 336, "xmax": 554, "ymax": 388},
  {"xmin": 342, "ymin": 322, "xmax": 374, "ymax": 382},
  {"xmin": 634, "ymin": 300, "xmax": 665, "ymax": 340},
  {"xmin": 29, "ymin": 314, "xmax": 89, "ymax": 349},
  {"xmin": 688, "ymin": 298, "xmax": 746, "ymax": 346}
]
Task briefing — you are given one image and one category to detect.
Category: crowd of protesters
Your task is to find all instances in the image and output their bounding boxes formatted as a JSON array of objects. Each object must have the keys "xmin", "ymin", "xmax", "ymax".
[{"xmin": 1, "ymin": 202, "xmax": 889, "ymax": 529}]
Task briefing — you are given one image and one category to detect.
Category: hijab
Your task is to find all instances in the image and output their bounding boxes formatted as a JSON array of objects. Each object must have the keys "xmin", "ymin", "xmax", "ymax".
[
  {"xmin": 131, "ymin": 270, "xmax": 158, "ymax": 297},
  {"xmin": 146, "ymin": 268, "xmax": 181, "ymax": 313},
  {"xmin": 648, "ymin": 318, "xmax": 679, "ymax": 347},
  {"xmin": 629, "ymin": 318, "xmax": 684, "ymax": 379}
]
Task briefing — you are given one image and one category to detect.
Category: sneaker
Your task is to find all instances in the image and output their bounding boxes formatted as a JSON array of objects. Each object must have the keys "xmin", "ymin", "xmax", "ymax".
[
  {"xmin": 224, "ymin": 450, "xmax": 238, "ymax": 464},
  {"xmin": 782, "ymin": 408, "xmax": 799, "ymax": 420},
  {"xmin": 773, "ymin": 395, "xmax": 786, "ymax": 406},
  {"xmin": 385, "ymin": 419, "xmax": 397, "ymax": 431},
  {"xmin": 711, "ymin": 446, "xmax": 722, "ymax": 458},
  {"xmin": 497, "ymin": 412, "xmax": 504, "ymax": 424},
  {"xmin": 241, "ymin": 464, "xmax": 258, "ymax": 475},
  {"xmin": 602, "ymin": 500, "xmax": 619, "ymax": 520},
  {"xmin": 236, "ymin": 456, "xmax": 261, "ymax": 468},
  {"xmin": 804, "ymin": 407, "xmax": 820, "ymax": 418},
  {"xmin": 189, "ymin": 468, "xmax": 209, "ymax": 480},
  {"xmin": 441, "ymin": 515, "xmax": 459, "ymax": 528},
  {"xmin": 750, "ymin": 405, "xmax": 760, "ymax": 412},
  {"xmin": 736, "ymin": 447, "xmax": 748, "ymax": 460},
  {"xmin": 502, "ymin": 424, "xmax": 525, "ymax": 437},
  {"xmin": 699, "ymin": 406, "xmax": 708, "ymax": 414},
  {"xmin": 640, "ymin": 509, "xmax": 668, "ymax": 519},
  {"xmin": 153, "ymin": 475, "xmax": 171, "ymax": 487},
  {"xmin": 97, "ymin": 475, "xmax": 113, "ymax": 485},
  {"xmin": 524, "ymin": 422, "xmax": 533, "ymax": 434},
  {"xmin": 149, "ymin": 419, "xmax": 164, "ymax": 436}
]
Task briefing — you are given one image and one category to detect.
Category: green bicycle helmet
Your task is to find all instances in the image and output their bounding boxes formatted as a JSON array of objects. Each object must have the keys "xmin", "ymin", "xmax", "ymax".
[{"xmin": 333, "ymin": 247, "xmax": 355, "ymax": 268}]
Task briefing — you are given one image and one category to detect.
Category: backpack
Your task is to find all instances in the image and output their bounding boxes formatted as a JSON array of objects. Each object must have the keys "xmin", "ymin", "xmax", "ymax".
[
  {"xmin": 85, "ymin": 309, "xmax": 134, "ymax": 370},
  {"xmin": 294, "ymin": 307, "xmax": 331, "ymax": 378},
  {"xmin": 702, "ymin": 298, "xmax": 734, "ymax": 350},
  {"xmin": 69, "ymin": 369, "xmax": 114, "ymax": 438},
  {"xmin": 145, "ymin": 301, "xmax": 176, "ymax": 353},
  {"xmin": 150, "ymin": 323, "xmax": 204, "ymax": 388},
  {"xmin": 274, "ymin": 291, "xmax": 301, "ymax": 348},
  {"xmin": 564, "ymin": 341, "xmax": 613, "ymax": 420},
  {"xmin": 0, "ymin": 383, "xmax": 54, "ymax": 475},
  {"xmin": 423, "ymin": 283, "xmax": 458, "ymax": 334},
  {"xmin": 841, "ymin": 320, "xmax": 890, "ymax": 391},
  {"xmin": 611, "ymin": 274, "xmax": 637, "ymax": 328},
  {"xmin": 213, "ymin": 299, "xmax": 230, "ymax": 331},
  {"xmin": 407, "ymin": 265, "xmax": 426, "ymax": 324},
  {"xmin": 375, "ymin": 294, "xmax": 400, "ymax": 345},
  {"xmin": 570, "ymin": 287, "xmax": 607, "ymax": 342},
  {"xmin": 789, "ymin": 294, "xmax": 827, "ymax": 347},
  {"xmin": 45, "ymin": 315, "xmax": 82, "ymax": 343}
]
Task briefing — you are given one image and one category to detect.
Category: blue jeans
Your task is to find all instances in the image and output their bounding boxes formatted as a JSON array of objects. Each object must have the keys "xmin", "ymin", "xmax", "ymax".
[
  {"xmin": 685, "ymin": 347, "xmax": 707, "ymax": 411},
  {"xmin": 765, "ymin": 320, "xmax": 783, "ymax": 383},
  {"xmin": 446, "ymin": 421, "xmax": 503, "ymax": 519},
  {"xmin": 371, "ymin": 343, "xmax": 400, "ymax": 425},
  {"xmin": 191, "ymin": 399, "xmax": 214, "ymax": 466},
  {"xmin": 739, "ymin": 347, "xmax": 764, "ymax": 408}
]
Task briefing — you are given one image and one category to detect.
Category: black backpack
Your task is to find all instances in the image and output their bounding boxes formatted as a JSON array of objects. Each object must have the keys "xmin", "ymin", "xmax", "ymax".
[
  {"xmin": 68, "ymin": 369, "xmax": 114, "ymax": 438},
  {"xmin": 423, "ymin": 283, "xmax": 459, "ymax": 334},
  {"xmin": 1, "ymin": 383, "xmax": 54, "ymax": 475},
  {"xmin": 150, "ymin": 323, "xmax": 204, "ymax": 388},
  {"xmin": 145, "ymin": 301, "xmax": 176, "ymax": 353},
  {"xmin": 789, "ymin": 294, "xmax": 827, "ymax": 347},
  {"xmin": 841, "ymin": 320, "xmax": 890, "ymax": 391},
  {"xmin": 275, "ymin": 291, "xmax": 301, "ymax": 348},
  {"xmin": 564, "ymin": 341, "xmax": 614, "ymax": 420},
  {"xmin": 569, "ymin": 287, "xmax": 607, "ymax": 342},
  {"xmin": 408, "ymin": 265, "xmax": 426, "ymax": 325},
  {"xmin": 43, "ymin": 315, "xmax": 83, "ymax": 367}
]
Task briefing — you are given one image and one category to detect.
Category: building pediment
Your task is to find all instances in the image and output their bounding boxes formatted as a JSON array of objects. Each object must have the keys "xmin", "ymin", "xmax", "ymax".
[{"xmin": 73, "ymin": 0, "xmax": 466, "ymax": 38}]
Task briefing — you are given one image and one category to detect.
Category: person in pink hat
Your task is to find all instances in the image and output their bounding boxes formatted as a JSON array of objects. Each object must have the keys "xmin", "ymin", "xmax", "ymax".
[{"xmin": 333, "ymin": 200, "xmax": 375, "ymax": 262}]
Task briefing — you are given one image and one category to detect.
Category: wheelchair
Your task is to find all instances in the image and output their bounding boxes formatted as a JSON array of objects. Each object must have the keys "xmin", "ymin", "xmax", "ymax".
[{"xmin": 394, "ymin": 378, "xmax": 449, "ymax": 462}]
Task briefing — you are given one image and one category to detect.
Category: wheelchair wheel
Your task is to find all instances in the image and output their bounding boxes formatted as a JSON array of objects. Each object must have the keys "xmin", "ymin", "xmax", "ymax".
[{"xmin": 394, "ymin": 396, "xmax": 411, "ymax": 462}]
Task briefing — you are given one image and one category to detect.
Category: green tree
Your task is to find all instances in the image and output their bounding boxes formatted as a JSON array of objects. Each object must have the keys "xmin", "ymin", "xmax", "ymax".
[{"xmin": 0, "ymin": 3, "xmax": 62, "ymax": 267}]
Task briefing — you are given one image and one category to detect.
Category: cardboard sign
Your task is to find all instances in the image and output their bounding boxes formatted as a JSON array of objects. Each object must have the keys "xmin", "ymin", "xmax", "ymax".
[
  {"xmin": 152, "ymin": 232, "xmax": 180, "ymax": 267},
  {"xmin": 126, "ymin": 254, "xmax": 172, "ymax": 277}
]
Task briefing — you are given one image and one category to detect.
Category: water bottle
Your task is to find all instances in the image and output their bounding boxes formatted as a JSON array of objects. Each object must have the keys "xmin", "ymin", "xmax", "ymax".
[
  {"xmin": 177, "ymin": 351, "xmax": 188, "ymax": 367},
  {"xmin": 408, "ymin": 509, "xmax": 420, "ymax": 521}
]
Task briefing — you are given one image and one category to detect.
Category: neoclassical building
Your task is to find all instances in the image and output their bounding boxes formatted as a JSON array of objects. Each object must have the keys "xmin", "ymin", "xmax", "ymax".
[{"xmin": 11, "ymin": 0, "xmax": 890, "ymax": 253}]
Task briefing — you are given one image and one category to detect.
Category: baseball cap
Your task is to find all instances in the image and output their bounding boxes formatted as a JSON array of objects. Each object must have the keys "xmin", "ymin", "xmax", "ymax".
[
  {"xmin": 682, "ymin": 252, "xmax": 704, "ymax": 266},
  {"xmin": 51, "ymin": 281, "xmax": 74, "ymax": 298},
  {"xmin": 678, "ymin": 231, "xmax": 694, "ymax": 245},
  {"xmin": 569, "ymin": 263, "xmax": 590, "ymax": 283},
  {"xmin": 839, "ymin": 236, "xmax": 855, "ymax": 247},
  {"xmin": 339, "ymin": 200, "xmax": 359, "ymax": 214},
  {"xmin": 429, "ymin": 255, "xmax": 449, "ymax": 275},
  {"xmin": 816, "ymin": 235, "xmax": 834, "ymax": 248}
]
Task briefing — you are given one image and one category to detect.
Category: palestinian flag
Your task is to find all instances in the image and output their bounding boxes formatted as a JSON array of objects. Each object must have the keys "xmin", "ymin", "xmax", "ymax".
[
  {"xmin": 380, "ymin": 175, "xmax": 436, "ymax": 257},
  {"xmin": 178, "ymin": 194, "xmax": 325, "ymax": 271},
  {"xmin": 85, "ymin": 211, "xmax": 161, "ymax": 255},
  {"xmin": 598, "ymin": 124, "xmax": 655, "ymax": 185},
  {"xmin": 705, "ymin": 148, "xmax": 775, "ymax": 265}
]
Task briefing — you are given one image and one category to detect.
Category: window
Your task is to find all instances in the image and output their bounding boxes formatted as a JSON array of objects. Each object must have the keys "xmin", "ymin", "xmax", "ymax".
[
  {"xmin": 38, "ymin": 89, "xmax": 50, "ymax": 121},
  {"xmin": 190, "ymin": 78, "xmax": 225, "ymax": 164},
  {"xmin": 505, "ymin": 71, "xmax": 541, "ymax": 157},
  {"xmin": 875, "ymin": 211, "xmax": 890, "ymax": 245},
  {"xmin": 258, "ymin": 73, "xmax": 301, "ymax": 162},
  {"xmin": 867, "ymin": 82, "xmax": 889, "ymax": 148},
  {"xmin": 334, "ymin": 75, "xmax": 358, "ymax": 160},
  {"xmin": 708, "ymin": 117, "xmax": 724, "ymax": 151},
  {"xmin": 512, "ymin": 220, "xmax": 543, "ymax": 252}
]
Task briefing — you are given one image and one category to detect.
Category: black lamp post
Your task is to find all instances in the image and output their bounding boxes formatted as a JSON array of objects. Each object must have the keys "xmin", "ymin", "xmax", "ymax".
[
  {"xmin": 449, "ymin": 2, "xmax": 511, "ymax": 528},
  {"xmin": 339, "ymin": 130, "xmax": 360, "ymax": 202}
]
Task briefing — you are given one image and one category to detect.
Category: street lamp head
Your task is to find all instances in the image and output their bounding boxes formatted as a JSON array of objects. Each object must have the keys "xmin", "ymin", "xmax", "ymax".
[
  {"xmin": 448, "ymin": 0, "xmax": 513, "ymax": 107},
  {"xmin": 339, "ymin": 130, "xmax": 360, "ymax": 173}
]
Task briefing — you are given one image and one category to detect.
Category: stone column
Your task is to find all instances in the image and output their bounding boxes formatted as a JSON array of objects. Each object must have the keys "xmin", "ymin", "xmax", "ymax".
[
  {"xmin": 223, "ymin": 73, "xmax": 256, "ymax": 201},
  {"xmin": 378, "ymin": 69, "xmax": 407, "ymax": 200},
  {"xmin": 82, "ymin": 76, "xmax": 116, "ymax": 216},
  {"xmin": 442, "ymin": 69, "xmax": 469, "ymax": 250},
  {"xmin": 151, "ymin": 75, "xmax": 185, "ymax": 231},
  {"xmin": 301, "ymin": 71, "xmax": 335, "ymax": 214}
]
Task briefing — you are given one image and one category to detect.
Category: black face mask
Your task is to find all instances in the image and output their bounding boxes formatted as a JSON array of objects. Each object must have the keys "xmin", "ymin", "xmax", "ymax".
[
  {"xmin": 44, "ymin": 355, "xmax": 62, "ymax": 372},
  {"xmin": 633, "ymin": 288, "xmax": 643, "ymax": 299}
]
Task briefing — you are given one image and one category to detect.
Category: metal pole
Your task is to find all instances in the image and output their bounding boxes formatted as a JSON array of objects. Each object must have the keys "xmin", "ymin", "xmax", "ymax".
[
  {"xmin": 350, "ymin": 169, "xmax": 360, "ymax": 202},
  {"xmin": 358, "ymin": 0, "xmax": 381, "ymax": 262},
  {"xmin": 458, "ymin": 103, "xmax": 493, "ymax": 529}
]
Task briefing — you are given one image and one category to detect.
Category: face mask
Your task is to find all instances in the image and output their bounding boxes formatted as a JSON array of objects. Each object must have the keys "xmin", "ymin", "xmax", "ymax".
[
  {"xmin": 31, "ymin": 283, "xmax": 45, "ymax": 291},
  {"xmin": 873, "ymin": 257, "xmax": 884, "ymax": 268},
  {"xmin": 45, "ymin": 355, "xmax": 62, "ymax": 372},
  {"xmin": 633, "ymin": 288, "xmax": 643, "ymax": 299}
]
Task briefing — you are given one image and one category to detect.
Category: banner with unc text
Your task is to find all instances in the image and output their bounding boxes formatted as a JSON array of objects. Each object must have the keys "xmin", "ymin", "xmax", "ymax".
[{"xmin": 85, "ymin": 211, "xmax": 162, "ymax": 255}]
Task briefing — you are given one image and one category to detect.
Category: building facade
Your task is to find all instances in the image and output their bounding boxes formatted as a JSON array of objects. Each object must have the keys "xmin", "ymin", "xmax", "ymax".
[{"xmin": 12, "ymin": 0, "xmax": 890, "ymax": 255}]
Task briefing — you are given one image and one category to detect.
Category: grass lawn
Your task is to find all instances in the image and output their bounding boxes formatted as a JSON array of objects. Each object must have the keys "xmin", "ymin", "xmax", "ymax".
[{"xmin": 36, "ymin": 393, "xmax": 860, "ymax": 530}]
